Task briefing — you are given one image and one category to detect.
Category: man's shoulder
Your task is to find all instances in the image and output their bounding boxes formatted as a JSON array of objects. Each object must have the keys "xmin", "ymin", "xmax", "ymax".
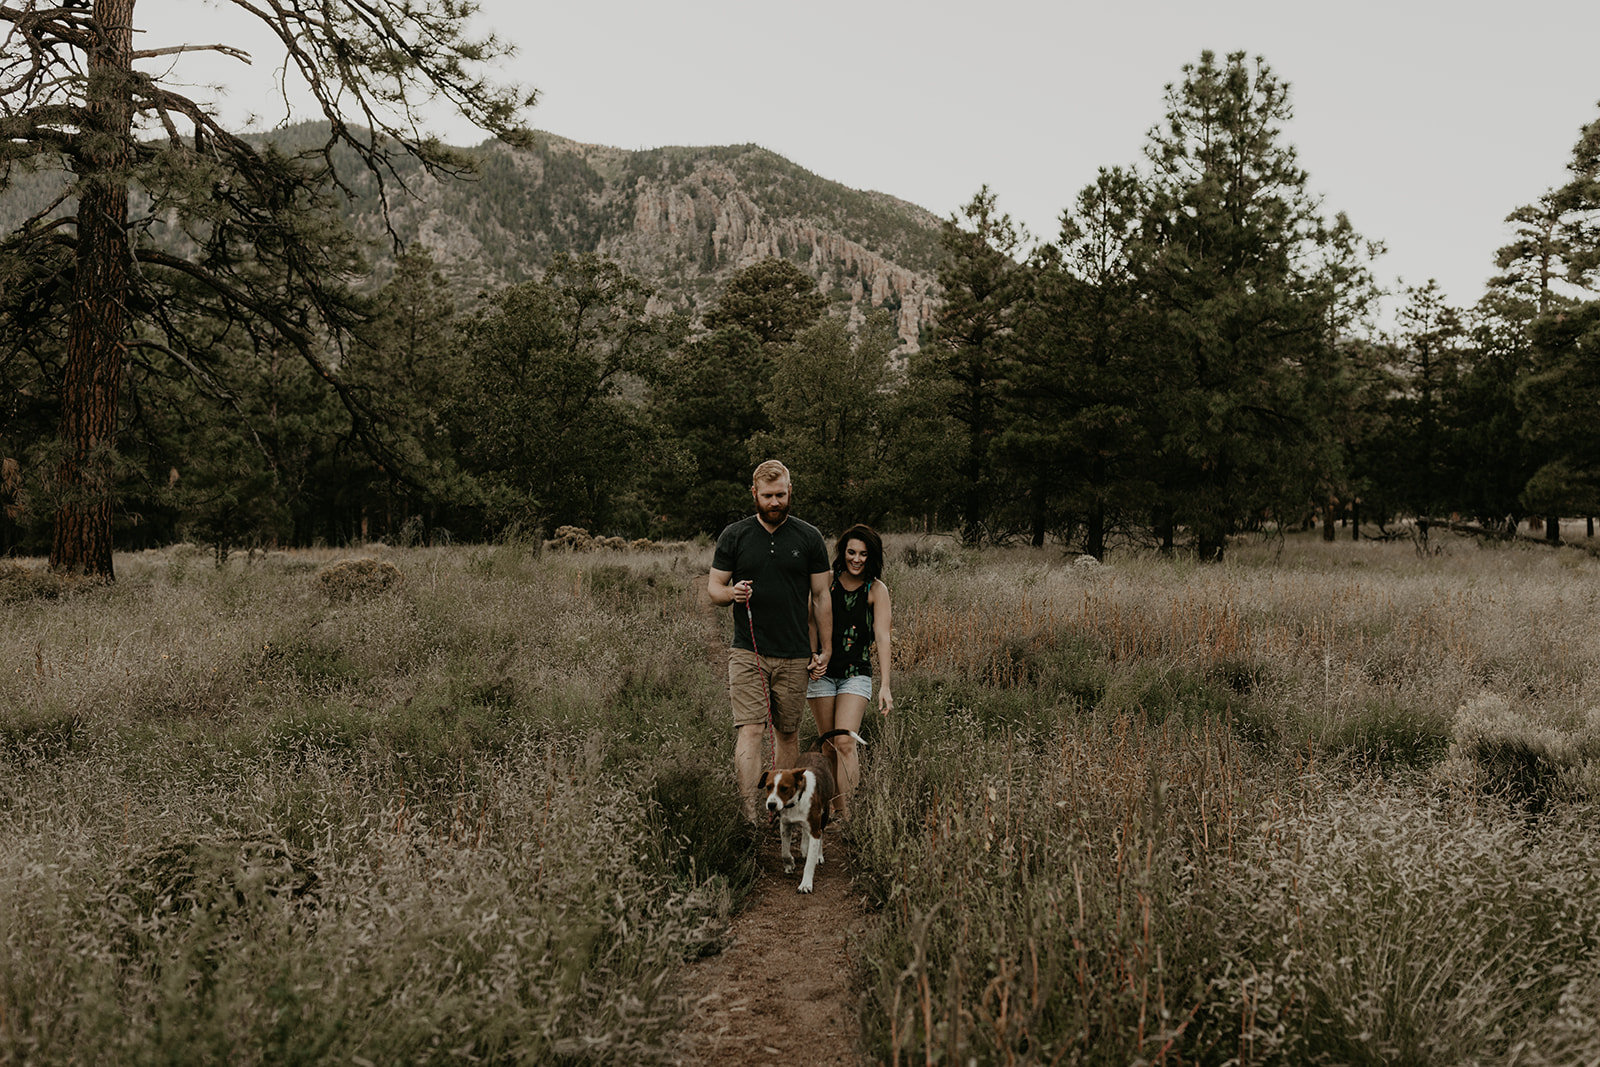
[
  {"xmin": 782, "ymin": 516, "xmax": 828, "ymax": 549},
  {"xmin": 715, "ymin": 515, "xmax": 760, "ymax": 541},
  {"xmin": 712, "ymin": 516, "xmax": 762, "ymax": 567},
  {"xmin": 786, "ymin": 516, "xmax": 825, "ymax": 541}
]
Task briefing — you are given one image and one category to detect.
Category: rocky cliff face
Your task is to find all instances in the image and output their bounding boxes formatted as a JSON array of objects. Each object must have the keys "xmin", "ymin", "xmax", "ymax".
[
  {"xmin": 613, "ymin": 160, "xmax": 938, "ymax": 345},
  {"xmin": 374, "ymin": 133, "xmax": 945, "ymax": 349}
]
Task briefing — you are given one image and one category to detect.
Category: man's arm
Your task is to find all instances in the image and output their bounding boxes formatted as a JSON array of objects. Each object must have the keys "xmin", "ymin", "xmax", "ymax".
[
  {"xmin": 809, "ymin": 569, "xmax": 833, "ymax": 673},
  {"xmin": 708, "ymin": 567, "xmax": 750, "ymax": 607}
]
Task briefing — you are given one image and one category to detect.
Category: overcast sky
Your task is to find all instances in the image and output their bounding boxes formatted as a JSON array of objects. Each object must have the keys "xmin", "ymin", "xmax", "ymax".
[{"xmin": 145, "ymin": 0, "xmax": 1600, "ymax": 331}]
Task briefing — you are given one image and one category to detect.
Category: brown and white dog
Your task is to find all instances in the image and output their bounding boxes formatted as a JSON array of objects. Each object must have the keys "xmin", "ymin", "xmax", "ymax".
[{"xmin": 758, "ymin": 752, "xmax": 836, "ymax": 893}]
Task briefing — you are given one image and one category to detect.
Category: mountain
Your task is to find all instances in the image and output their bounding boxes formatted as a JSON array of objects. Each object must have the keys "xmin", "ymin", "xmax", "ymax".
[
  {"xmin": 347, "ymin": 131, "xmax": 946, "ymax": 348},
  {"xmin": 0, "ymin": 127, "xmax": 948, "ymax": 348}
]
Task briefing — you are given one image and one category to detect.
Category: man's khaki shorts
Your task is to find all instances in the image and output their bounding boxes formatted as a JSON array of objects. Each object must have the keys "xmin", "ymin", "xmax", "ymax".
[{"xmin": 728, "ymin": 648, "xmax": 809, "ymax": 733}]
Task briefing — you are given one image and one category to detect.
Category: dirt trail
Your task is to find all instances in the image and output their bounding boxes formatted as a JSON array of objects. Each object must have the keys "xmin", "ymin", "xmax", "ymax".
[
  {"xmin": 679, "ymin": 577, "xmax": 872, "ymax": 1066},
  {"xmin": 675, "ymin": 830, "xmax": 870, "ymax": 1066}
]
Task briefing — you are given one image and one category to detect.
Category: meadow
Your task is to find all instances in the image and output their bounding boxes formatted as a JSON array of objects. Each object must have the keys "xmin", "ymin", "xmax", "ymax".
[{"xmin": 5, "ymin": 532, "xmax": 1600, "ymax": 1064}]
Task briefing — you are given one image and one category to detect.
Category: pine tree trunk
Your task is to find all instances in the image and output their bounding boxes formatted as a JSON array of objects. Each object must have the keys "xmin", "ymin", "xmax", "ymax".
[
  {"xmin": 1546, "ymin": 513, "xmax": 1561, "ymax": 545},
  {"xmin": 1322, "ymin": 500, "xmax": 1336, "ymax": 542},
  {"xmin": 1085, "ymin": 501, "xmax": 1105, "ymax": 561},
  {"xmin": 1029, "ymin": 478, "xmax": 1046, "ymax": 548},
  {"xmin": 50, "ymin": 0, "xmax": 135, "ymax": 579}
]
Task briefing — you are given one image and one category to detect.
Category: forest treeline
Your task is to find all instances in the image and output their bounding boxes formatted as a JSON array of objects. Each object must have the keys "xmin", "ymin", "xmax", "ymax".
[{"xmin": 3, "ymin": 51, "xmax": 1598, "ymax": 564}]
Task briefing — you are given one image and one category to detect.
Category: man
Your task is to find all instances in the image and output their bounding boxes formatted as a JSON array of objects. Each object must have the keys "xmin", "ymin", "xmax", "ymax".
[{"xmin": 708, "ymin": 460, "xmax": 832, "ymax": 822}]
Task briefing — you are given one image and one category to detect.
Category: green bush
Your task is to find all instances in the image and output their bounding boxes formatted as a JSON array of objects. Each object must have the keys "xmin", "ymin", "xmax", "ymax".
[{"xmin": 315, "ymin": 557, "xmax": 403, "ymax": 600}]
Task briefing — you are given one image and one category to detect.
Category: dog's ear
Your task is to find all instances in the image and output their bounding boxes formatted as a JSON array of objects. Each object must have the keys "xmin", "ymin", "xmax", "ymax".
[{"xmin": 758, "ymin": 770, "xmax": 769, "ymax": 789}]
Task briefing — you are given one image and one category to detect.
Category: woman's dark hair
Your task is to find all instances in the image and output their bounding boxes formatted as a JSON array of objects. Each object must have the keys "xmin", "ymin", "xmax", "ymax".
[{"xmin": 831, "ymin": 524, "xmax": 884, "ymax": 585}]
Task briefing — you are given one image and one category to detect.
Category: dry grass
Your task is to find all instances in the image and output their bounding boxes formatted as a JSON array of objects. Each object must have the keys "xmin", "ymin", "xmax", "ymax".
[
  {"xmin": 7, "ymin": 529, "xmax": 1600, "ymax": 1064},
  {"xmin": 0, "ymin": 539, "xmax": 750, "ymax": 1064},
  {"xmin": 849, "ymin": 530, "xmax": 1600, "ymax": 1064}
]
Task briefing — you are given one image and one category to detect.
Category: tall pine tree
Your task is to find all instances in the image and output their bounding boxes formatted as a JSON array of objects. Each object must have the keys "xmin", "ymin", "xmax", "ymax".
[
  {"xmin": 915, "ymin": 187, "xmax": 1031, "ymax": 544},
  {"xmin": 1003, "ymin": 167, "xmax": 1153, "ymax": 555},
  {"xmin": 1134, "ymin": 51, "xmax": 1357, "ymax": 560},
  {"xmin": 0, "ymin": 0, "xmax": 534, "ymax": 577}
]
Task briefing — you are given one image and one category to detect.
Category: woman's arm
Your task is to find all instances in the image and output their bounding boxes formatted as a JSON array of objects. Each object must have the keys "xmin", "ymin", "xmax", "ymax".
[{"xmin": 871, "ymin": 578, "xmax": 893, "ymax": 714}]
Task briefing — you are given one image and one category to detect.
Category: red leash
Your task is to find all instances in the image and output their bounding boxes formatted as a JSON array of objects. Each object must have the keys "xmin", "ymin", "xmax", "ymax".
[{"xmin": 744, "ymin": 588, "xmax": 777, "ymax": 773}]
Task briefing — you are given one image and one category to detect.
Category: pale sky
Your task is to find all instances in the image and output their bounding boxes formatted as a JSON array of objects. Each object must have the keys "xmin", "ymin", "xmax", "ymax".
[{"xmin": 143, "ymin": 0, "xmax": 1600, "ymax": 332}]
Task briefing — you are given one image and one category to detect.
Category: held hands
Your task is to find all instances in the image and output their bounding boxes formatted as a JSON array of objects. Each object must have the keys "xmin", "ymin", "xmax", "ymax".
[
  {"xmin": 808, "ymin": 648, "xmax": 830, "ymax": 680},
  {"xmin": 730, "ymin": 579, "xmax": 752, "ymax": 604},
  {"xmin": 878, "ymin": 688, "xmax": 894, "ymax": 716}
]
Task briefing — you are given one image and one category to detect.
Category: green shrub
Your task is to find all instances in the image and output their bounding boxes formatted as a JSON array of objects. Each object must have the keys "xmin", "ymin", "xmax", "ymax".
[
  {"xmin": 1316, "ymin": 695, "xmax": 1453, "ymax": 769},
  {"xmin": 1448, "ymin": 693, "xmax": 1596, "ymax": 811},
  {"xmin": 0, "ymin": 704, "xmax": 88, "ymax": 761},
  {"xmin": 0, "ymin": 560, "xmax": 87, "ymax": 602},
  {"xmin": 315, "ymin": 557, "xmax": 403, "ymax": 600}
]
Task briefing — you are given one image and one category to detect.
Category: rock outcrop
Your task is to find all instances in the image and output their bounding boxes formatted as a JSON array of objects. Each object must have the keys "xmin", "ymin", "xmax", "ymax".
[{"xmin": 370, "ymin": 132, "xmax": 944, "ymax": 350}]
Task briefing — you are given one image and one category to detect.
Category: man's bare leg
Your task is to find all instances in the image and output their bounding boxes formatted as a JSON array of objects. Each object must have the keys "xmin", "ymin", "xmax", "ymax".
[
  {"xmin": 735, "ymin": 725, "xmax": 801, "ymax": 823},
  {"xmin": 774, "ymin": 729, "xmax": 798, "ymax": 772},
  {"xmin": 734, "ymin": 724, "xmax": 767, "ymax": 823}
]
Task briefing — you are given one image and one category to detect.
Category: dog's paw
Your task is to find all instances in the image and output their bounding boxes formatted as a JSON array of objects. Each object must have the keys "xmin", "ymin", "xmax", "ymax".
[
  {"xmin": 783, "ymin": 860, "xmax": 796, "ymax": 874},
  {"xmin": 797, "ymin": 881, "xmax": 813, "ymax": 894}
]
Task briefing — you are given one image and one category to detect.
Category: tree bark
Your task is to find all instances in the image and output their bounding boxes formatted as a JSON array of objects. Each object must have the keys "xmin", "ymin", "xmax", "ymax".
[
  {"xmin": 1155, "ymin": 503, "xmax": 1175, "ymax": 557},
  {"xmin": 1084, "ymin": 502, "xmax": 1105, "ymax": 561},
  {"xmin": 50, "ymin": 0, "xmax": 135, "ymax": 579}
]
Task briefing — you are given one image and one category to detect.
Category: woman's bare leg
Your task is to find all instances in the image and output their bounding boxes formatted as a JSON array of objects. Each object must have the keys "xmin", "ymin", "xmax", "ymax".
[
  {"xmin": 826, "ymin": 693, "xmax": 869, "ymax": 817},
  {"xmin": 808, "ymin": 693, "xmax": 837, "ymax": 789}
]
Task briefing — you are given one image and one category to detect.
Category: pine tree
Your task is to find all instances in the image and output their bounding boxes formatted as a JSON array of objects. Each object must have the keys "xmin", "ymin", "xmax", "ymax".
[
  {"xmin": 917, "ymin": 187, "xmax": 1031, "ymax": 544},
  {"xmin": 1496, "ymin": 102, "xmax": 1600, "ymax": 541},
  {"xmin": 703, "ymin": 257, "xmax": 829, "ymax": 345},
  {"xmin": 654, "ymin": 258, "xmax": 829, "ymax": 536},
  {"xmin": 753, "ymin": 309, "xmax": 900, "ymax": 532},
  {"xmin": 1003, "ymin": 167, "xmax": 1153, "ymax": 555},
  {"xmin": 1518, "ymin": 303, "xmax": 1600, "ymax": 530},
  {"xmin": 1391, "ymin": 282, "xmax": 1466, "ymax": 520},
  {"xmin": 0, "ymin": 0, "xmax": 534, "ymax": 577},
  {"xmin": 1134, "ymin": 51, "xmax": 1358, "ymax": 560},
  {"xmin": 343, "ymin": 246, "xmax": 465, "ymax": 543},
  {"xmin": 448, "ymin": 254, "xmax": 685, "ymax": 536},
  {"xmin": 654, "ymin": 325, "xmax": 768, "ymax": 537}
]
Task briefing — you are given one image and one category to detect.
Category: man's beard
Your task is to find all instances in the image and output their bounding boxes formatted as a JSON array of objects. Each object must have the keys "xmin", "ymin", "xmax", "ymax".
[{"xmin": 760, "ymin": 501, "xmax": 790, "ymax": 525}]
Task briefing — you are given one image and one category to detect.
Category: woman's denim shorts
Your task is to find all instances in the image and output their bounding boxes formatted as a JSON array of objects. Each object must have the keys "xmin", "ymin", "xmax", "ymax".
[{"xmin": 806, "ymin": 674, "xmax": 874, "ymax": 700}]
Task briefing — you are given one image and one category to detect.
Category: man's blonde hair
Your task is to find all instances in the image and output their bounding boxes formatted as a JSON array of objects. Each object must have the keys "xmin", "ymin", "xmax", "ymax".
[{"xmin": 751, "ymin": 459, "xmax": 791, "ymax": 487}]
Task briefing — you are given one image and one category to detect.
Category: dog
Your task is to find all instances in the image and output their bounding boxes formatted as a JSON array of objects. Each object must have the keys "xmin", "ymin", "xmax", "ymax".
[{"xmin": 758, "ymin": 752, "xmax": 836, "ymax": 893}]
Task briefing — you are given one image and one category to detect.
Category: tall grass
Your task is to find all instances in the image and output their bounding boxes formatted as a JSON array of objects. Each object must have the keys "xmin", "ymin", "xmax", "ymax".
[
  {"xmin": 851, "ymin": 533, "xmax": 1600, "ymax": 1064},
  {"xmin": 8, "ymin": 532, "xmax": 1600, "ymax": 1063},
  {"xmin": 0, "ymin": 542, "xmax": 752, "ymax": 1064}
]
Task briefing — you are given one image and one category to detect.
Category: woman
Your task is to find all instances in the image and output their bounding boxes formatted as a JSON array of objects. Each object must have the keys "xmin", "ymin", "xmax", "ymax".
[{"xmin": 807, "ymin": 524, "xmax": 893, "ymax": 820}]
